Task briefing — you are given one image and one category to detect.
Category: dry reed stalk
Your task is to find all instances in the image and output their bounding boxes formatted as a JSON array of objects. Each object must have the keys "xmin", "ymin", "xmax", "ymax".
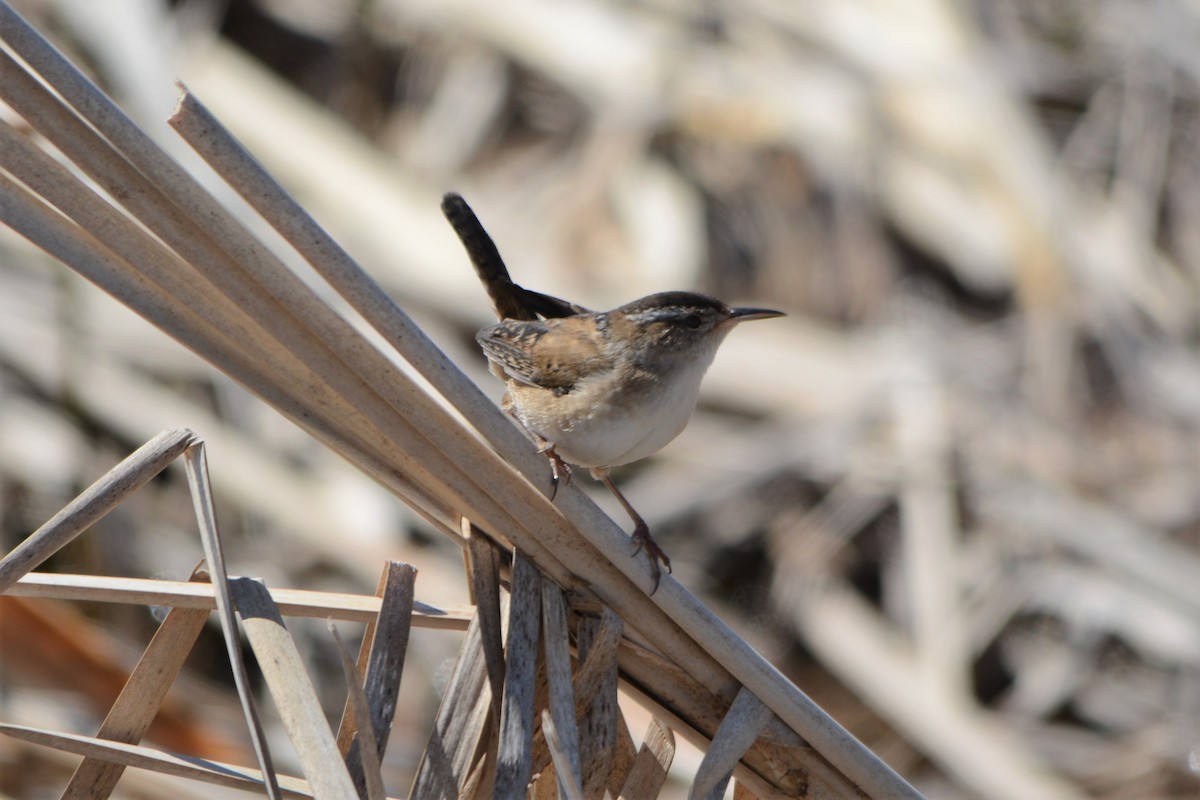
[
  {"xmin": 61, "ymin": 566, "xmax": 212, "ymax": 798},
  {"xmin": 0, "ymin": 724, "xmax": 351, "ymax": 799},
  {"xmin": 335, "ymin": 561, "xmax": 418, "ymax": 795},
  {"xmin": 0, "ymin": 429, "xmax": 436, "ymax": 797},
  {"xmin": 229, "ymin": 576, "xmax": 357, "ymax": 799},
  {"xmin": 330, "ymin": 620, "xmax": 388, "ymax": 800},
  {"xmin": 183, "ymin": 440, "xmax": 281, "ymax": 798},
  {"xmin": 8, "ymin": 572, "xmax": 471, "ymax": 628}
]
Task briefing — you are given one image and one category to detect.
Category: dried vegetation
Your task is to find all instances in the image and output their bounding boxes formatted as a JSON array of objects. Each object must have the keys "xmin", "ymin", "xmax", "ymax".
[{"xmin": 2, "ymin": 1, "xmax": 1200, "ymax": 799}]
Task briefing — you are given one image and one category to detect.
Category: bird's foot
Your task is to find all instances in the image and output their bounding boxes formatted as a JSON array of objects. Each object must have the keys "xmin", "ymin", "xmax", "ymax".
[
  {"xmin": 630, "ymin": 523, "xmax": 672, "ymax": 595},
  {"xmin": 537, "ymin": 443, "xmax": 572, "ymax": 499}
]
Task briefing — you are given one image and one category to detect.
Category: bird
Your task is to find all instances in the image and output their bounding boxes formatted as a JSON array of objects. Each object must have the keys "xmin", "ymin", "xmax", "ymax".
[{"xmin": 441, "ymin": 192, "xmax": 784, "ymax": 592}]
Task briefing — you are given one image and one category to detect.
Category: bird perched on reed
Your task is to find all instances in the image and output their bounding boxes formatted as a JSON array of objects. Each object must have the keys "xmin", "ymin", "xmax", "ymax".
[{"xmin": 442, "ymin": 193, "xmax": 783, "ymax": 592}]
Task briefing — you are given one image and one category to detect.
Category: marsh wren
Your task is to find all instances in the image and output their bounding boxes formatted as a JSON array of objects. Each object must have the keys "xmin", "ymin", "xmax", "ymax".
[{"xmin": 442, "ymin": 193, "xmax": 784, "ymax": 592}]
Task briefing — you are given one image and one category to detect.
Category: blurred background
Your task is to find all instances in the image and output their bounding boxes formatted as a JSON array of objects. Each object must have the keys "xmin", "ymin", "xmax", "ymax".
[{"xmin": 2, "ymin": 0, "xmax": 1200, "ymax": 798}]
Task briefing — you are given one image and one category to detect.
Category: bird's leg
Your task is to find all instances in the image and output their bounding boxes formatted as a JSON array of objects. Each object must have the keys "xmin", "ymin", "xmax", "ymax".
[
  {"xmin": 591, "ymin": 467, "xmax": 672, "ymax": 594},
  {"xmin": 533, "ymin": 436, "xmax": 572, "ymax": 499},
  {"xmin": 501, "ymin": 399, "xmax": 572, "ymax": 498}
]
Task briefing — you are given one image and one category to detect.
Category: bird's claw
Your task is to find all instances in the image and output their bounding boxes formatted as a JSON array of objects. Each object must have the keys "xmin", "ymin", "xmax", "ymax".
[
  {"xmin": 538, "ymin": 443, "xmax": 572, "ymax": 500},
  {"xmin": 630, "ymin": 524, "xmax": 672, "ymax": 595}
]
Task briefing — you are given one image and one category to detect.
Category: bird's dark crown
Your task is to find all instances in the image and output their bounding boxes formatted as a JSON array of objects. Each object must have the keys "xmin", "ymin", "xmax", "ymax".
[{"xmin": 616, "ymin": 291, "xmax": 729, "ymax": 325}]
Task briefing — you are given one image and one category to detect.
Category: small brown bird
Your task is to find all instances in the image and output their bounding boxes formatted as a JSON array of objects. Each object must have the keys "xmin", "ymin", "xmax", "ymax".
[{"xmin": 442, "ymin": 193, "xmax": 784, "ymax": 592}]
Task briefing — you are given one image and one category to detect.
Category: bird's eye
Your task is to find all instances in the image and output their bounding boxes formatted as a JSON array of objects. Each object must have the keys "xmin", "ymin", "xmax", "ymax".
[{"xmin": 682, "ymin": 314, "xmax": 702, "ymax": 329}]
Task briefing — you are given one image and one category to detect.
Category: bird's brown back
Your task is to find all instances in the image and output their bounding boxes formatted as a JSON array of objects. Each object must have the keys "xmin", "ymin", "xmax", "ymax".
[{"xmin": 476, "ymin": 316, "xmax": 614, "ymax": 393}]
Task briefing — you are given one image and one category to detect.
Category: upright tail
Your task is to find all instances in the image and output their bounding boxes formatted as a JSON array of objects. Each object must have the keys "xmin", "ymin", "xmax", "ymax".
[{"xmin": 441, "ymin": 193, "xmax": 590, "ymax": 321}]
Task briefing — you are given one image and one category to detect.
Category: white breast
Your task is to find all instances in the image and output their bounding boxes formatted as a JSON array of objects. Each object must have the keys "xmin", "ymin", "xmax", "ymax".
[{"xmin": 520, "ymin": 340, "xmax": 720, "ymax": 468}]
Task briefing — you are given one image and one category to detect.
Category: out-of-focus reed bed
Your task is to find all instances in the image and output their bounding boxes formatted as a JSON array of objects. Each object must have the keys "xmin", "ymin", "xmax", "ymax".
[{"xmin": 1, "ymin": 1, "xmax": 1198, "ymax": 798}]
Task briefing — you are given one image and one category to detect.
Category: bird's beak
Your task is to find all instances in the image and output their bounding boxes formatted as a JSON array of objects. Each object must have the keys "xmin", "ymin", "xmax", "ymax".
[{"xmin": 726, "ymin": 307, "xmax": 786, "ymax": 325}]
